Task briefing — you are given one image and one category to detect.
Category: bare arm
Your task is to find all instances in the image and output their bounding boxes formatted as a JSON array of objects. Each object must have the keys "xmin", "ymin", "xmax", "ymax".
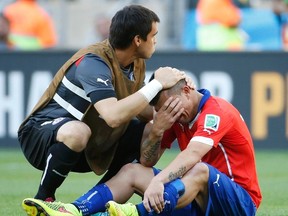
[
  {"xmin": 152, "ymin": 141, "xmax": 212, "ymax": 184},
  {"xmin": 94, "ymin": 95, "xmax": 149, "ymax": 128},
  {"xmin": 94, "ymin": 67, "xmax": 185, "ymax": 128},
  {"xmin": 140, "ymin": 97, "xmax": 184, "ymax": 166},
  {"xmin": 142, "ymin": 141, "xmax": 212, "ymax": 213},
  {"xmin": 137, "ymin": 104, "xmax": 154, "ymax": 122},
  {"xmin": 140, "ymin": 132, "xmax": 165, "ymax": 167}
]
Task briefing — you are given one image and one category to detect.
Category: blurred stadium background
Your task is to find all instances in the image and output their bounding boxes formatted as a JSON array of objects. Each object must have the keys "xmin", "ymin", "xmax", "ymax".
[{"xmin": 0, "ymin": 0, "xmax": 287, "ymax": 50}]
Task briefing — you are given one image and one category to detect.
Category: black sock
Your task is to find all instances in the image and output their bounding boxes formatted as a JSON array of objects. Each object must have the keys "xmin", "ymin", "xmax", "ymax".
[{"xmin": 35, "ymin": 143, "xmax": 81, "ymax": 200}]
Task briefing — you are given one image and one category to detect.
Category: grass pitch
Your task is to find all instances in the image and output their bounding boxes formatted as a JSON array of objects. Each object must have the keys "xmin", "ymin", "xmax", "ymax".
[{"xmin": 0, "ymin": 148, "xmax": 287, "ymax": 215}]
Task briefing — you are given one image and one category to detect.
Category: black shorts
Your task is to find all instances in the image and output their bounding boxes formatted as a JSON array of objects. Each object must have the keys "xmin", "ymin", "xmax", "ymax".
[
  {"xmin": 18, "ymin": 117, "xmax": 77, "ymax": 170},
  {"xmin": 18, "ymin": 117, "xmax": 146, "ymax": 176}
]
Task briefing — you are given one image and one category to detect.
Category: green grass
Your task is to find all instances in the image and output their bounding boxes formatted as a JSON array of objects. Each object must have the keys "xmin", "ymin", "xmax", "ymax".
[{"xmin": 0, "ymin": 149, "xmax": 287, "ymax": 215}]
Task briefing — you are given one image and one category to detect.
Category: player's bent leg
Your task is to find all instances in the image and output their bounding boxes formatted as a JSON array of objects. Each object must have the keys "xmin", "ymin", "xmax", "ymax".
[
  {"xmin": 22, "ymin": 198, "xmax": 82, "ymax": 216},
  {"xmin": 205, "ymin": 164, "xmax": 257, "ymax": 216},
  {"xmin": 105, "ymin": 163, "xmax": 155, "ymax": 202},
  {"xmin": 176, "ymin": 162, "xmax": 209, "ymax": 211},
  {"xmin": 57, "ymin": 120, "xmax": 91, "ymax": 152}
]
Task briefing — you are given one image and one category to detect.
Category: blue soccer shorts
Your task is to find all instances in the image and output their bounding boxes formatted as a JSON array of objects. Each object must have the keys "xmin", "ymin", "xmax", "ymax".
[
  {"xmin": 205, "ymin": 163, "xmax": 257, "ymax": 216},
  {"xmin": 152, "ymin": 164, "xmax": 257, "ymax": 216}
]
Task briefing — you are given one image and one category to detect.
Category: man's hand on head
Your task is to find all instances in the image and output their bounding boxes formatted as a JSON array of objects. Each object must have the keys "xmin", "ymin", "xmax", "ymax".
[{"xmin": 154, "ymin": 67, "xmax": 185, "ymax": 89}]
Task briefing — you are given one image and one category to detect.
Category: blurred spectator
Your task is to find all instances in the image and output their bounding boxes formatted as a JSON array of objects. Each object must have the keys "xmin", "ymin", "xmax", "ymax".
[
  {"xmin": 196, "ymin": 0, "xmax": 246, "ymax": 51},
  {"xmin": 272, "ymin": 0, "xmax": 288, "ymax": 49},
  {"xmin": 3, "ymin": 0, "xmax": 57, "ymax": 50},
  {"xmin": 187, "ymin": 0, "xmax": 198, "ymax": 9},
  {"xmin": 85, "ymin": 14, "xmax": 111, "ymax": 45},
  {"xmin": 233, "ymin": 0, "xmax": 250, "ymax": 8},
  {"xmin": 0, "ymin": 12, "xmax": 15, "ymax": 50},
  {"xmin": 182, "ymin": 0, "xmax": 198, "ymax": 50},
  {"xmin": 95, "ymin": 15, "xmax": 111, "ymax": 42}
]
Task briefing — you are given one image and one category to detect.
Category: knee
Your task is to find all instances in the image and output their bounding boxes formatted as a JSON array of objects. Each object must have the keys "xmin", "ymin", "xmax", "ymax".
[
  {"xmin": 187, "ymin": 162, "xmax": 209, "ymax": 183},
  {"xmin": 119, "ymin": 163, "xmax": 139, "ymax": 177},
  {"xmin": 58, "ymin": 122, "xmax": 91, "ymax": 152},
  {"xmin": 70, "ymin": 123, "xmax": 91, "ymax": 151},
  {"xmin": 117, "ymin": 163, "xmax": 144, "ymax": 182}
]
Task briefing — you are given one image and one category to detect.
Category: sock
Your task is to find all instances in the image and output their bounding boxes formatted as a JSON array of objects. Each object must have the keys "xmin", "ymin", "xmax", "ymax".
[
  {"xmin": 35, "ymin": 143, "xmax": 81, "ymax": 200},
  {"xmin": 73, "ymin": 183, "xmax": 113, "ymax": 216},
  {"xmin": 136, "ymin": 179, "xmax": 185, "ymax": 216}
]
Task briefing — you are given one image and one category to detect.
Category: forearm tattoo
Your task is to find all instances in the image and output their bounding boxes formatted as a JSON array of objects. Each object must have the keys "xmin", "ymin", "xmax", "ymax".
[
  {"xmin": 143, "ymin": 140, "xmax": 161, "ymax": 162},
  {"xmin": 168, "ymin": 166, "xmax": 187, "ymax": 181}
]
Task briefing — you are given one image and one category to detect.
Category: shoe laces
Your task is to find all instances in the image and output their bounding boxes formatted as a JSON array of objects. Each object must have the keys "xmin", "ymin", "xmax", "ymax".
[{"xmin": 44, "ymin": 201, "xmax": 67, "ymax": 211}]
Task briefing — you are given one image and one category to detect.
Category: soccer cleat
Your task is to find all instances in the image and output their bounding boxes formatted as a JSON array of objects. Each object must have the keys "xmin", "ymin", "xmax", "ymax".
[
  {"xmin": 22, "ymin": 198, "xmax": 82, "ymax": 216},
  {"xmin": 106, "ymin": 201, "xmax": 138, "ymax": 216}
]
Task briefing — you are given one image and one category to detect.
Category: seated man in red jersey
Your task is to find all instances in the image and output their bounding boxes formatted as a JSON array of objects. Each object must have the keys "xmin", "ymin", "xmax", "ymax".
[{"xmin": 106, "ymin": 75, "xmax": 262, "ymax": 216}]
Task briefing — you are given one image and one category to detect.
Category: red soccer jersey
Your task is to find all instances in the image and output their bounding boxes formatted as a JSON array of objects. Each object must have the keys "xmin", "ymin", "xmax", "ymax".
[{"xmin": 161, "ymin": 95, "xmax": 262, "ymax": 208}]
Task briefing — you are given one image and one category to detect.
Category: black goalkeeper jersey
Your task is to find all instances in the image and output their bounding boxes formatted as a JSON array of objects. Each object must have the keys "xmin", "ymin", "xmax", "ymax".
[{"xmin": 32, "ymin": 53, "xmax": 135, "ymax": 121}]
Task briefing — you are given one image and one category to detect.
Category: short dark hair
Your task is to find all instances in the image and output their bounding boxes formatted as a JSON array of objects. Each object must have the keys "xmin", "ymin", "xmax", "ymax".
[
  {"xmin": 149, "ymin": 73, "xmax": 185, "ymax": 106},
  {"xmin": 109, "ymin": 5, "xmax": 160, "ymax": 49}
]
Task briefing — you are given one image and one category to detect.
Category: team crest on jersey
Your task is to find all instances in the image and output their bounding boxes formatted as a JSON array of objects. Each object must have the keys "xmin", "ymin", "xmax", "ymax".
[{"xmin": 204, "ymin": 114, "xmax": 220, "ymax": 131}]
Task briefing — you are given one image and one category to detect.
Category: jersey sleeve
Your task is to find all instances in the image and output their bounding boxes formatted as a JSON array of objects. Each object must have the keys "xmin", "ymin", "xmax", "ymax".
[
  {"xmin": 75, "ymin": 54, "xmax": 116, "ymax": 104},
  {"xmin": 191, "ymin": 107, "xmax": 233, "ymax": 148}
]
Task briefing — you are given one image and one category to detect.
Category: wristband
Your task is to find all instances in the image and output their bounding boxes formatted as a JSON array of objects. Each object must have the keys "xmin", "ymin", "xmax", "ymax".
[{"xmin": 138, "ymin": 79, "xmax": 163, "ymax": 102}]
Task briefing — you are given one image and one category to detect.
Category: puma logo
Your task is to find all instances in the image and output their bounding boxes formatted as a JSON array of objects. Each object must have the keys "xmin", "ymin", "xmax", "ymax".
[
  {"xmin": 97, "ymin": 78, "xmax": 109, "ymax": 86},
  {"xmin": 213, "ymin": 174, "xmax": 220, "ymax": 187}
]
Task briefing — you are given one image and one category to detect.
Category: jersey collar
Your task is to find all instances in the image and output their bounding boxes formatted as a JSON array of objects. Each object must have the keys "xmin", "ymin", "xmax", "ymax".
[
  {"xmin": 187, "ymin": 89, "xmax": 211, "ymax": 129},
  {"xmin": 197, "ymin": 89, "xmax": 211, "ymax": 113}
]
